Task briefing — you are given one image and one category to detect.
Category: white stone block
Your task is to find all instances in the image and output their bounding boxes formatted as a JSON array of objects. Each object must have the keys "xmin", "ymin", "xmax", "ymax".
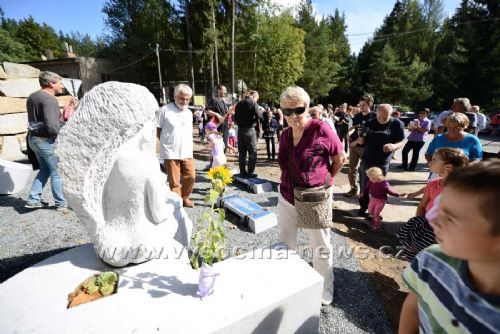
[
  {"xmin": 0, "ymin": 78, "xmax": 40, "ymax": 98},
  {"xmin": 0, "ymin": 245, "xmax": 322, "ymax": 334},
  {"xmin": 0, "ymin": 158, "xmax": 32, "ymax": 194},
  {"xmin": 234, "ymin": 174, "xmax": 273, "ymax": 194},
  {"xmin": 218, "ymin": 194, "xmax": 278, "ymax": 233},
  {"xmin": 2, "ymin": 62, "xmax": 40, "ymax": 79},
  {"xmin": 0, "ymin": 112, "xmax": 28, "ymax": 135}
]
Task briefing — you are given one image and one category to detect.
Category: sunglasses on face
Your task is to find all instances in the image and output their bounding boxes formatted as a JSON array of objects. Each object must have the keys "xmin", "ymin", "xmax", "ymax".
[{"xmin": 282, "ymin": 106, "xmax": 306, "ymax": 116}]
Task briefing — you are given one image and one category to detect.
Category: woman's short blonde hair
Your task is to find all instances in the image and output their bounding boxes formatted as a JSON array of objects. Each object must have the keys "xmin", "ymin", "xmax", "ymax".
[
  {"xmin": 366, "ymin": 167, "xmax": 384, "ymax": 181},
  {"xmin": 280, "ymin": 86, "xmax": 310, "ymax": 107},
  {"xmin": 445, "ymin": 112, "xmax": 469, "ymax": 129}
]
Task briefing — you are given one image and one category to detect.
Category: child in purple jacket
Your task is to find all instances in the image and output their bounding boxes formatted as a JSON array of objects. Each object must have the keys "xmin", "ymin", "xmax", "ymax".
[{"xmin": 359, "ymin": 167, "xmax": 405, "ymax": 232}]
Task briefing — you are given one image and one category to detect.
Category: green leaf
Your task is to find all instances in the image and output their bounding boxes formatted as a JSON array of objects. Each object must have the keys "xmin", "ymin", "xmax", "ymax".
[
  {"xmin": 218, "ymin": 209, "xmax": 225, "ymax": 224},
  {"xmin": 207, "ymin": 189, "xmax": 219, "ymax": 204},
  {"xmin": 190, "ymin": 254, "xmax": 200, "ymax": 269}
]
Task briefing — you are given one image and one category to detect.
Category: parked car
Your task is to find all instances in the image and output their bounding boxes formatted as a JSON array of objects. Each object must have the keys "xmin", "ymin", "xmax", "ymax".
[{"xmin": 399, "ymin": 112, "xmax": 418, "ymax": 127}]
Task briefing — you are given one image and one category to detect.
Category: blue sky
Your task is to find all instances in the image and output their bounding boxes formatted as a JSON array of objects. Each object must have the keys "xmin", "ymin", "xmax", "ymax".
[{"xmin": 1, "ymin": 0, "xmax": 462, "ymax": 54}]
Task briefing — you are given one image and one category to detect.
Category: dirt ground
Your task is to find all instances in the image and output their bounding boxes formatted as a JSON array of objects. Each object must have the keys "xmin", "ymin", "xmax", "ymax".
[{"xmin": 189, "ymin": 131, "xmax": 410, "ymax": 330}]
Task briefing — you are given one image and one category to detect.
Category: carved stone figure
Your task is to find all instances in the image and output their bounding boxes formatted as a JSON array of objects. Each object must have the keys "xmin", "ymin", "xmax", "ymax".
[{"xmin": 56, "ymin": 82, "xmax": 192, "ymax": 267}]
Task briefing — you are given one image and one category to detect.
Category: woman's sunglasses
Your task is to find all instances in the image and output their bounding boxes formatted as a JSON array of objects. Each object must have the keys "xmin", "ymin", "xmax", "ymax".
[{"xmin": 282, "ymin": 106, "xmax": 306, "ymax": 116}]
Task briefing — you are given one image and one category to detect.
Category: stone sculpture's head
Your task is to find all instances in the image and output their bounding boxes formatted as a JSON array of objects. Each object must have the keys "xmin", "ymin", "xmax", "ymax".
[{"xmin": 55, "ymin": 82, "xmax": 159, "ymax": 235}]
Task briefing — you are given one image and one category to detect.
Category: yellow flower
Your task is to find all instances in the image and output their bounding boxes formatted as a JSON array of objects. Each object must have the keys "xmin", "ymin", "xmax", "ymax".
[{"xmin": 207, "ymin": 166, "xmax": 233, "ymax": 187}]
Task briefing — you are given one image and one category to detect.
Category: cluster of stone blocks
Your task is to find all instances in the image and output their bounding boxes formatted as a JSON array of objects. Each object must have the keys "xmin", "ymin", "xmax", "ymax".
[{"xmin": 0, "ymin": 62, "xmax": 74, "ymax": 160}]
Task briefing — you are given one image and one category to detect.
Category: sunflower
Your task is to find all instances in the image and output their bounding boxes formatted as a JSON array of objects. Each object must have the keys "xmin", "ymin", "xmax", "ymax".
[{"xmin": 207, "ymin": 165, "xmax": 233, "ymax": 187}]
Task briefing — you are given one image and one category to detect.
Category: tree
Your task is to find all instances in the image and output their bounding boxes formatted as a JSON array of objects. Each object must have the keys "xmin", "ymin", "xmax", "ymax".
[
  {"xmin": 103, "ymin": 0, "xmax": 183, "ymax": 92},
  {"xmin": 59, "ymin": 31, "xmax": 103, "ymax": 57},
  {"xmin": 429, "ymin": 0, "xmax": 500, "ymax": 111},
  {"xmin": 15, "ymin": 17, "xmax": 63, "ymax": 60},
  {"xmin": 0, "ymin": 27, "xmax": 26, "ymax": 62},
  {"xmin": 251, "ymin": 12, "xmax": 305, "ymax": 102},
  {"xmin": 296, "ymin": 0, "xmax": 339, "ymax": 101},
  {"xmin": 367, "ymin": 44, "xmax": 431, "ymax": 106},
  {"xmin": 325, "ymin": 9, "xmax": 352, "ymax": 105}
]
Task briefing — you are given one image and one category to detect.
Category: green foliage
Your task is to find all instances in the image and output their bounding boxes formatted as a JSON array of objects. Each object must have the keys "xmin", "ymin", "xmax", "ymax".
[
  {"xmin": 14, "ymin": 16, "xmax": 63, "ymax": 60},
  {"xmin": 249, "ymin": 12, "xmax": 305, "ymax": 102},
  {"xmin": 103, "ymin": 0, "xmax": 183, "ymax": 85},
  {"xmin": 82, "ymin": 271, "xmax": 118, "ymax": 296},
  {"xmin": 296, "ymin": 0, "xmax": 341, "ymax": 101},
  {"xmin": 367, "ymin": 44, "xmax": 431, "ymax": 106},
  {"xmin": 0, "ymin": 27, "xmax": 26, "ymax": 62},
  {"xmin": 82, "ymin": 277, "xmax": 99, "ymax": 294},
  {"xmin": 190, "ymin": 166, "xmax": 231, "ymax": 269}
]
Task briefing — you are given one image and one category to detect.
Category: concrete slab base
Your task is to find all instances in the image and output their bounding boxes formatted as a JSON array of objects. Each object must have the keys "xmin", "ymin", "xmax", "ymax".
[
  {"xmin": 0, "ymin": 158, "xmax": 32, "ymax": 194},
  {"xmin": 0, "ymin": 244, "xmax": 322, "ymax": 334},
  {"xmin": 234, "ymin": 174, "xmax": 273, "ymax": 194},
  {"xmin": 218, "ymin": 194, "xmax": 278, "ymax": 233}
]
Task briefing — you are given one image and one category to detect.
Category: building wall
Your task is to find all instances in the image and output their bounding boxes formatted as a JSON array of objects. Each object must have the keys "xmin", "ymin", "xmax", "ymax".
[
  {"xmin": 25, "ymin": 57, "xmax": 114, "ymax": 95},
  {"xmin": 26, "ymin": 62, "xmax": 80, "ymax": 80},
  {"xmin": 79, "ymin": 57, "xmax": 114, "ymax": 93}
]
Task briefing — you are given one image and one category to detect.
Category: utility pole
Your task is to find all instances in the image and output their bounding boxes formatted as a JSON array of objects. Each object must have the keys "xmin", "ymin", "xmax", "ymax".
[
  {"xmin": 156, "ymin": 43, "xmax": 166, "ymax": 103},
  {"xmin": 231, "ymin": 0, "xmax": 236, "ymax": 101},
  {"xmin": 185, "ymin": 0, "xmax": 196, "ymax": 97},
  {"xmin": 211, "ymin": 0, "xmax": 220, "ymax": 85}
]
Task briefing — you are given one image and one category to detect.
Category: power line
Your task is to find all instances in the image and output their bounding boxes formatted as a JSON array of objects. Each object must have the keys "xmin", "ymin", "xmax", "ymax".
[
  {"xmin": 104, "ymin": 49, "xmax": 156, "ymax": 73},
  {"xmin": 156, "ymin": 16, "xmax": 500, "ymax": 54},
  {"xmin": 102, "ymin": 16, "xmax": 500, "ymax": 68}
]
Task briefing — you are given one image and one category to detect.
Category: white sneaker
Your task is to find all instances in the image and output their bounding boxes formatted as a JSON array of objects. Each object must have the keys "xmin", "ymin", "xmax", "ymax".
[{"xmin": 321, "ymin": 284, "xmax": 334, "ymax": 305}]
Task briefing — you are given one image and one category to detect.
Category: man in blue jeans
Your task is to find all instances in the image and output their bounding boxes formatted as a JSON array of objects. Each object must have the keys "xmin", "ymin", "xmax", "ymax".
[{"xmin": 25, "ymin": 71, "xmax": 68, "ymax": 211}]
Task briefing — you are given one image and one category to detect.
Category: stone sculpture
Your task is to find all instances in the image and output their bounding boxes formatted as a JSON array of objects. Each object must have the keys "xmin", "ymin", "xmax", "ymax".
[{"xmin": 56, "ymin": 81, "xmax": 192, "ymax": 267}]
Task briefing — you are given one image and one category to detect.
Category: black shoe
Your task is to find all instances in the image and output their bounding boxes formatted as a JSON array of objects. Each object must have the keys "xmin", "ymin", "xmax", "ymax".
[
  {"xmin": 357, "ymin": 209, "xmax": 367, "ymax": 217},
  {"xmin": 249, "ymin": 174, "xmax": 258, "ymax": 178},
  {"xmin": 397, "ymin": 165, "xmax": 408, "ymax": 170},
  {"xmin": 408, "ymin": 167, "xmax": 416, "ymax": 171}
]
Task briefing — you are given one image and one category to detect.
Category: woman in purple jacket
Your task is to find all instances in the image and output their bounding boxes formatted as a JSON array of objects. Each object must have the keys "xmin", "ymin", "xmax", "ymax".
[{"xmin": 277, "ymin": 86, "xmax": 346, "ymax": 306}]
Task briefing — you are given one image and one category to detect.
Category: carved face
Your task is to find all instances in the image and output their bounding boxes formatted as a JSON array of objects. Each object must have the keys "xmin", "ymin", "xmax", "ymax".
[{"xmin": 138, "ymin": 121, "xmax": 156, "ymax": 153}]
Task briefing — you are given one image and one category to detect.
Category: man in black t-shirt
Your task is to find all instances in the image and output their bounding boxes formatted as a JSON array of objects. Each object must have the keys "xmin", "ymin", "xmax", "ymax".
[
  {"xmin": 206, "ymin": 84, "xmax": 229, "ymax": 152},
  {"xmin": 357, "ymin": 104, "xmax": 405, "ymax": 216},
  {"xmin": 234, "ymin": 91, "xmax": 260, "ymax": 177},
  {"xmin": 345, "ymin": 94, "xmax": 376, "ymax": 197}
]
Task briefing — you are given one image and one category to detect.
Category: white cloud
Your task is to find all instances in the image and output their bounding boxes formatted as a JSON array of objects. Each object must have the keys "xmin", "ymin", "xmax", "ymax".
[{"xmin": 269, "ymin": 0, "xmax": 323, "ymax": 22}]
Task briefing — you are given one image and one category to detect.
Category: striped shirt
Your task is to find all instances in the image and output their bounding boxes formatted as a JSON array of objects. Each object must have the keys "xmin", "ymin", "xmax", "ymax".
[{"xmin": 403, "ymin": 245, "xmax": 500, "ymax": 333}]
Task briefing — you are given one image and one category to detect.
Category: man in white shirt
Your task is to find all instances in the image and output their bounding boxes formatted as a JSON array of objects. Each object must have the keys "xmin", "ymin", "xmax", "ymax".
[
  {"xmin": 157, "ymin": 84, "xmax": 196, "ymax": 208},
  {"xmin": 471, "ymin": 105, "xmax": 486, "ymax": 136}
]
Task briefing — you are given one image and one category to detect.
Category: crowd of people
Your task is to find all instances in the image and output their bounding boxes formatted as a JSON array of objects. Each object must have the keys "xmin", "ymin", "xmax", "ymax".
[{"xmin": 23, "ymin": 71, "xmax": 499, "ymax": 332}]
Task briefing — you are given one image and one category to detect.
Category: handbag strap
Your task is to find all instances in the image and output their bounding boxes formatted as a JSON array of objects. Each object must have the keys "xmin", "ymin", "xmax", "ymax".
[
  {"xmin": 286, "ymin": 125, "xmax": 332, "ymax": 188},
  {"xmin": 287, "ymin": 129, "xmax": 301, "ymax": 187}
]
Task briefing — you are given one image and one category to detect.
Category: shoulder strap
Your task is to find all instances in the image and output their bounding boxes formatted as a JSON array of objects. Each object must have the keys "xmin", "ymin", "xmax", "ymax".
[{"xmin": 287, "ymin": 129, "xmax": 300, "ymax": 187}]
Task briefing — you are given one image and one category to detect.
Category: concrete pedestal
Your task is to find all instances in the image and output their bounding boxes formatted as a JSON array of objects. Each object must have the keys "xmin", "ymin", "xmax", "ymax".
[
  {"xmin": 218, "ymin": 194, "xmax": 278, "ymax": 233},
  {"xmin": 0, "ymin": 245, "xmax": 322, "ymax": 334},
  {"xmin": 0, "ymin": 158, "xmax": 32, "ymax": 194},
  {"xmin": 234, "ymin": 174, "xmax": 273, "ymax": 194}
]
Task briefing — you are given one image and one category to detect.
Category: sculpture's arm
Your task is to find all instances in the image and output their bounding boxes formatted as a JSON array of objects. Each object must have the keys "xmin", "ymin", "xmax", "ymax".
[{"xmin": 145, "ymin": 172, "xmax": 175, "ymax": 224}]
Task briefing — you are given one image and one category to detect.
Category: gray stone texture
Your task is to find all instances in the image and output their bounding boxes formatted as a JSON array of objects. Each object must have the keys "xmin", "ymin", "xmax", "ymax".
[
  {"xmin": 55, "ymin": 81, "xmax": 192, "ymax": 267},
  {"xmin": 0, "ymin": 112, "xmax": 28, "ymax": 135},
  {"xmin": 2, "ymin": 62, "xmax": 40, "ymax": 79},
  {"xmin": 0, "ymin": 65, "xmax": 9, "ymax": 80},
  {"xmin": 0, "ymin": 78, "xmax": 41, "ymax": 98}
]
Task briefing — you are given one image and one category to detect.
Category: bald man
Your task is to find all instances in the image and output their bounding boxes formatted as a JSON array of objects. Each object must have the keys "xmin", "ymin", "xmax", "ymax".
[{"xmin": 357, "ymin": 104, "xmax": 405, "ymax": 217}]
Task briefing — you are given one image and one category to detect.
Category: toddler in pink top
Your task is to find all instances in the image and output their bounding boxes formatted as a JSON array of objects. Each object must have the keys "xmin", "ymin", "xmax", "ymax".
[{"xmin": 359, "ymin": 167, "xmax": 405, "ymax": 232}]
